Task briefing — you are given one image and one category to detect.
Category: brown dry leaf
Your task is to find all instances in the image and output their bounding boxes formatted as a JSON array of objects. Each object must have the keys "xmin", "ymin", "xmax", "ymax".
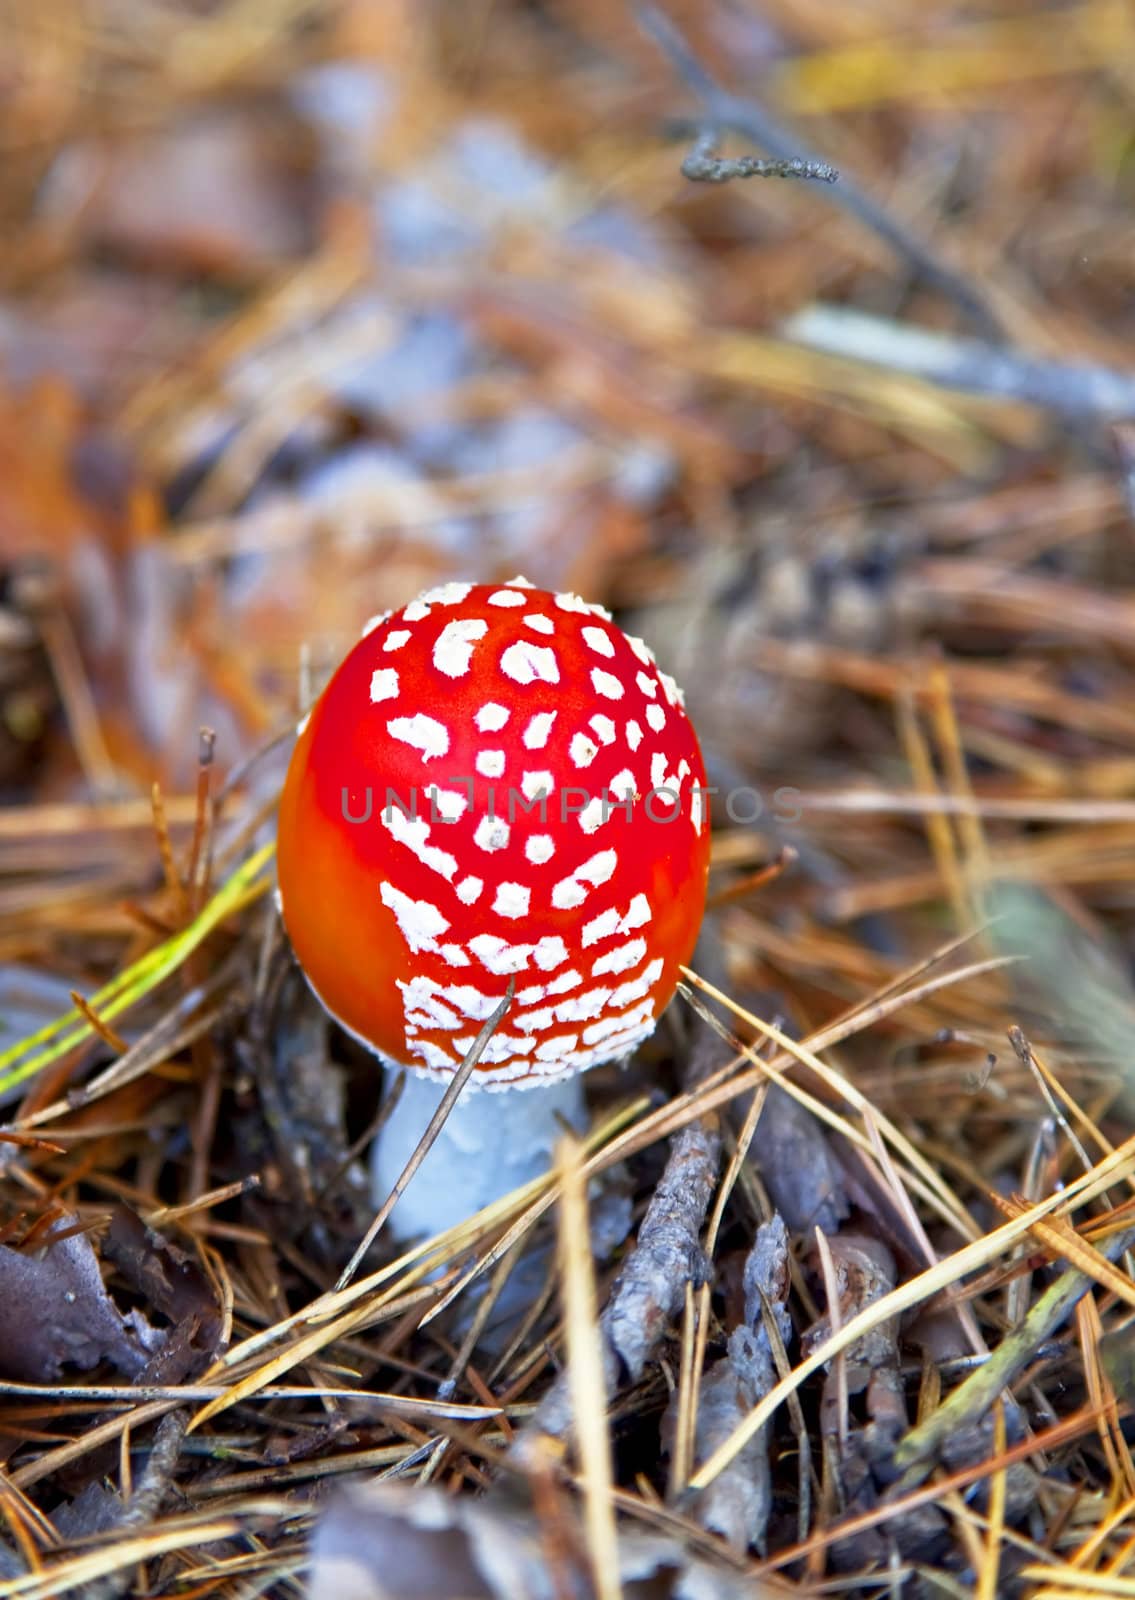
[
  {"xmin": 43, "ymin": 111, "xmax": 318, "ymax": 275},
  {"xmin": 0, "ymin": 1217, "xmax": 163, "ymax": 1381},
  {"xmin": 310, "ymin": 1481, "xmax": 787, "ymax": 1600},
  {"xmin": 102, "ymin": 1204, "xmax": 223, "ymax": 1378}
]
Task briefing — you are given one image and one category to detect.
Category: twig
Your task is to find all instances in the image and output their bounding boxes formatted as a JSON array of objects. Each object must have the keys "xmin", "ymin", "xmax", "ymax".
[
  {"xmin": 680, "ymin": 126, "xmax": 837, "ymax": 185},
  {"xmin": 785, "ymin": 303, "xmax": 1135, "ymax": 420},
  {"xmin": 16, "ymin": 566, "xmax": 120, "ymax": 801},
  {"xmin": 76, "ymin": 1409, "xmax": 189, "ymax": 1600},
  {"xmin": 11, "ymin": 963, "xmax": 237, "ymax": 1133},
  {"xmin": 183, "ymin": 728, "xmax": 218, "ymax": 917},
  {"xmin": 513, "ymin": 947, "xmax": 728, "ymax": 1456},
  {"xmin": 638, "ymin": 2, "xmax": 1005, "ymax": 342},
  {"xmin": 892, "ymin": 1222, "xmax": 1135, "ymax": 1483},
  {"xmin": 677, "ymin": 1217, "xmax": 792, "ymax": 1553},
  {"xmin": 557, "ymin": 1133, "xmax": 623, "ymax": 1600},
  {"xmin": 689, "ymin": 1131, "xmax": 1135, "ymax": 1491},
  {"xmin": 67, "ymin": 993, "xmax": 128, "ymax": 1056},
  {"xmin": 437, "ymin": 1240, "xmax": 524, "ymax": 1403},
  {"xmin": 335, "ymin": 980, "xmax": 517, "ymax": 1290}
]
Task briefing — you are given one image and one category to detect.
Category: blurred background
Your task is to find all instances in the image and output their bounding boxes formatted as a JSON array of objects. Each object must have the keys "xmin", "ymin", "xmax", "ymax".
[
  {"xmin": 2, "ymin": 0, "xmax": 1134, "ymax": 1028},
  {"xmin": 2, "ymin": 4, "xmax": 1135, "ymax": 1588}
]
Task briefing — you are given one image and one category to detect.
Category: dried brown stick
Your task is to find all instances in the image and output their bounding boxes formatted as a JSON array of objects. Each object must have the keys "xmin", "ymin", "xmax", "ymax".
[
  {"xmin": 335, "ymin": 980, "xmax": 517, "ymax": 1290},
  {"xmin": 670, "ymin": 1216, "xmax": 792, "ymax": 1554},
  {"xmin": 638, "ymin": 2, "xmax": 1005, "ymax": 343},
  {"xmin": 785, "ymin": 304, "xmax": 1135, "ymax": 421},
  {"xmin": 680, "ymin": 125, "xmax": 836, "ymax": 186},
  {"xmin": 892, "ymin": 1221, "xmax": 1135, "ymax": 1482},
  {"xmin": 75, "ymin": 1409, "xmax": 190, "ymax": 1600},
  {"xmin": 513, "ymin": 1003, "xmax": 726, "ymax": 1456},
  {"xmin": 7, "ymin": 963, "xmax": 237, "ymax": 1138}
]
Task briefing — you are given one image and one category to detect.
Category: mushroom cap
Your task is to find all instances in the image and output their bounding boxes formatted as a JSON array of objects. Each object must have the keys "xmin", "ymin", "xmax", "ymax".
[{"xmin": 277, "ymin": 579, "xmax": 711, "ymax": 1086}]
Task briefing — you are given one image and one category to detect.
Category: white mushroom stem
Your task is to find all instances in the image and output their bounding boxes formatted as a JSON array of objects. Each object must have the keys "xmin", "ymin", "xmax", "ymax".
[{"xmin": 371, "ymin": 1066, "xmax": 588, "ymax": 1243}]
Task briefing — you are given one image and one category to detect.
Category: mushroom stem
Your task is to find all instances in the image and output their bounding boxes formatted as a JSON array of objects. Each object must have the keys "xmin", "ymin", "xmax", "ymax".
[{"xmin": 371, "ymin": 1067, "xmax": 588, "ymax": 1243}]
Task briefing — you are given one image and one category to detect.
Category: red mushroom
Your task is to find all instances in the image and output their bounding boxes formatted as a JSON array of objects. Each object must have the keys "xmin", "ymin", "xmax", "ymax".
[{"xmin": 277, "ymin": 578, "xmax": 710, "ymax": 1239}]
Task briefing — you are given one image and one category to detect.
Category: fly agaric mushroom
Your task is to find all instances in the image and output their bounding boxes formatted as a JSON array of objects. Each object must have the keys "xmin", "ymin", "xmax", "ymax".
[{"xmin": 277, "ymin": 578, "xmax": 710, "ymax": 1240}]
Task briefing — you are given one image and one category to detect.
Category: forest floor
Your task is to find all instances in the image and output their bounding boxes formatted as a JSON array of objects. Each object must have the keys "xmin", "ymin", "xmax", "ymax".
[{"xmin": 1, "ymin": 3, "xmax": 1134, "ymax": 1596}]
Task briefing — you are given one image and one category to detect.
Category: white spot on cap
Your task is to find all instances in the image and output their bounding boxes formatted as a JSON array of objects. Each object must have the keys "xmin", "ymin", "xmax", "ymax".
[
  {"xmin": 570, "ymin": 732, "xmax": 599, "ymax": 768},
  {"xmin": 589, "ymin": 714, "xmax": 616, "ymax": 745},
  {"xmin": 582, "ymin": 907, "xmax": 620, "ymax": 946},
  {"xmin": 555, "ymin": 986, "xmax": 613, "ymax": 1023},
  {"xmin": 517, "ymin": 983, "xmax": 546, "ymax": 1005},
  {"xmin": 620, "ymin": 893, "xmax": 652, "ymax": 932},
  {"xmin": 591, "ymin": 667, "xmax": 624, "ymax": 700},
  {"xmin": 493, "ymin": 882, "xmax": 531, "ymax": 919},
  {"xmin": 626, "ymin": 719, "xmax": 643, "ymax": 751},
  {"xmin": 582, "ymin": 625, "xmax": 615, "ymax": 657},
  {"xmin": 400, "ymin": 980, "xmax": 462, "ymax": 1030},
  {"xmin": 636, "ymin": 671, "xmax": 657, "ymax": 699},
  {"xmin": 438, "ymin": 983, "xmax": 498, "ymax": 1019},
  {"xmin": 536, "ymin": 1033, "xmax": 579, "ymax": 1060},
  {"xmin": 583, "ymin": 999, "xmax": 653, "ymax": 1045},
  {"xmin": 474, "ymin": 815, "xmax": 510, "ymax": 852},
  {"xmin": 456, "ymin": 875, "xmax": 484, "ymax": 904},
  {"xmin": 660, "ymin": 671, "xmax": 684, "ymax": 706},
  {"xmin": 552, "ymin": 877, "xmax": 587, "ymax": 911},
  {"xmin": 439, "ymin": 944, "xmax": 471, "ymax": 967},
  {"xmin": 534, "ymin": 935, "xmax": 569, "ymax": 970},
  {"xmin": 627, "ymin": 635, "xmax": 656, "ymax": 666},
  {"xmin": 524, "ymin": 613, "xmax": 555, "ymax": 634},
  {"xmin": 501, "ymin": 640, "xmax": 560, "ymax": 685},
  {"xmin": 387, "ymin": 713, "xmax": 450, "ymax": 760},
  {"xmin": 362, "ymin": 610, "xmax": 390, "ymax": 637},
  {"xmin": 523, "ymin": 711, "xmax": 557, "ymax": 749},
  {"xmin": 370, "ymin": 667, "xmax": 399, "ymax": 703},
  {"xmin": 489, "ymin": 588, "xmax": 527, "ymax": 607},
  {"xmin": 469, "ymin": 934, "xmax": 532, "ymax": 974},
  {"xmin": 410, "ymin": 1039, "xmax": 457, "ymax": 1070},
  {"xmin": 381, "ymin": 807, "xmax": 457, "ymax": 880},
  {"xmin": 553, "ymin": 848, "xmax": 617, "ymax": 908},
  {"xmin": 434, "ymin": 617, "xmax": 488, "ymax": 677},
  {"xmin": 406, "ymin": 1007, "xmax": 453, "ymax": 1030},
  {"xmin": 422, "ymin": 581, "xmax": 473, "ymax": 605},
  {"xmin": 526, "ymin": 834, "xmax": 555, "ymax": 864},
  {"xmin": 610, "ymin": 958, "xmax": 664, "ymax": 1008},
  {"xmin": 646, "ymin": 703, "xmax": 666, "ymax": 733},
  {"xmin": 383, "ymin": 629, "xmax": 412, "ymax": 652},
  {"xmin": 476, "ymin": 1033, "xmax": 536, "ymax": 1063},
  {"xmin": 402, "ymin": 981, "xmax": 462, "ymax": 1027},
  {"xmin": 476, "ymin": 702, "xmax": 510, "ymax": 732},
  {"xmin": 591, "ymin": 937, "xmax": 647, "ymax": 977},
  {"xmin": 521, "ymin": 771, "xmax": 554, "ymax": 801},
  {"xmin": 507, "ymin": 574, "xmax": 536, "ymax": 587},
  {"xmin": 427, "ymin": 785, "xmax": 468, "ymax": 822},
  {"xmin": 296, "ymin": 710, "xmax": 311, "ymax": 737},
  {"xmin": 380, "ymin": 883, "xmax": 449, "ymax": 952},
  {"xmin": 476, "ymin": 749, "xmax": 506, "ymax": 778},
  {"xmin": 605, "ymin": 1022, "xmax": 655, "ymax": 1054},
  {"xmin": 578, "ymin": 797, "xmax": 606, "ymax": 834},
  {"xmin": 609, "ymin": 769, "xmax": 636, "ymax": 803},
  {"xmin": 691, "ymin": 787, "xmax": 705, "ymax": 832},
  {"xmin": 517, "ymin": 1005, "xmax": 555, "ymax": 1034},
  {"xmin": 547, "ymin": 968, "xmax": 582, "ymax": 995},
  {"xmin": 403, "ymin": 600, "xmax": 431, "ymax": 622},
  {"xmin": 581, "ymin": 849, "xmax": 618, "ymax": 885}
]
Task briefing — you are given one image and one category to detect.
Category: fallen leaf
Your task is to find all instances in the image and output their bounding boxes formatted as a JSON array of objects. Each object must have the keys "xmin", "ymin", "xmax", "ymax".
[{"xmin": 0, "ymin": 1218, "xmax": 163, "ymax": 1382}]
